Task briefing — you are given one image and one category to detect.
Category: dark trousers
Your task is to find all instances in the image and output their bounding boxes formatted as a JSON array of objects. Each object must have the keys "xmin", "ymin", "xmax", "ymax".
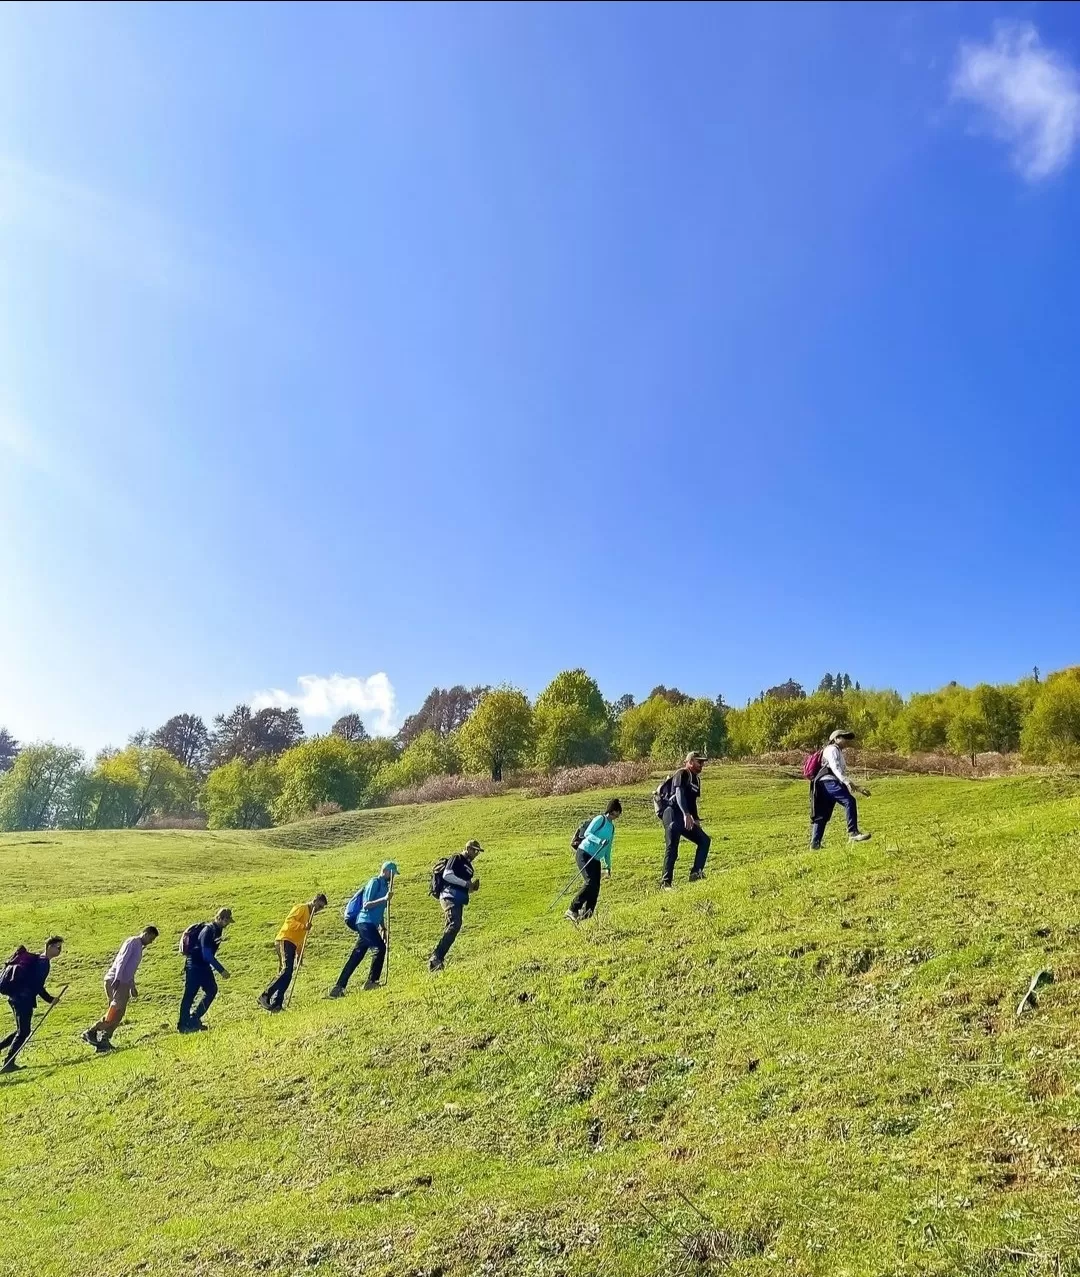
[
  {"xmin": 570, "ymin": 849, "xmax": 602, "ymax": 917},
  {"xmin": 661, "ymin": 808, "xmax": 711, "ymax": 884},
  {"xmin": 433, "ymin": 899, "xmax": 465, "ymax": 962},
  {"xmin": 179, "ymin": 960, "xmax": 218, "ymax": 1026},
  {"xmin": 337, "ymin": 924, "xmax": 386, "ymax": 989},
  {"xmin": 263, "ymin": 940, "xmax": 297, "ymax": 1008},
  {"xmin": 0, "ymin": 999, "xmax": 33, "ymax": 1064},
  {"xmin": 810, "ymin": 778, "xmax": 859, "ymax": 846}
]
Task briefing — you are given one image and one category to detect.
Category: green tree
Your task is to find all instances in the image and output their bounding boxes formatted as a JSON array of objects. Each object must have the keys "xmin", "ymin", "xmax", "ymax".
[
  {"xmin": 459, "ymin": 687, "xmax": 533, "ymax": 781},
  {"xmin": 893, "ymin": 691, "xmax": 952, "ymax": 754},
  {"xmin": 204, "ymin": 758, "xmax": 280, "ymax": 829},
  {"xmin": 615, "ymin": 695, "xmax": 674, "ymax": 760},
  {"xmin": 85, "ymin": 746, "xmax": 198, "ymax": 828},
  {"xmin": 0, "ymin": 743, "xmax": 84, "ymax": 831},
  {"xmin": 532, "ymin": 669, "xmax": 611, "ymax": 770},
  {"xmin": 1021, "ymin": 669, "xmax": 1080, "ymax": 764},
  {"xmin": 0, "ymin": 727, "xmax": 19, "ymax": 773},
  {"xmin": 149, "ymin": 714, "xmax": 210, "ymax": 775},
  {"xmin": 272, "ymin": 735, "xmax": 371, "ymax": 822},
  {"xmin": 945, "ymin": 691, "xmax": 988, "ymax": 767},
  {"xmin": 650, "ymin": 698, "xmax": 726, "ymax": 763},
  {"xmin": 331, "ymin": 713, "xmax": 369, "ymax": 743},
  {"xmin": 372, "ymin": 729, "xmax": 460, "ymax": 798}
]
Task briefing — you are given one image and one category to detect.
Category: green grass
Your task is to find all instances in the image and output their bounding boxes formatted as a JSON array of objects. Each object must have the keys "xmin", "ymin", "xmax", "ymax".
[{"xmin": 4, "ymin": 767, "xmax": 1080, "ymax": 1276}]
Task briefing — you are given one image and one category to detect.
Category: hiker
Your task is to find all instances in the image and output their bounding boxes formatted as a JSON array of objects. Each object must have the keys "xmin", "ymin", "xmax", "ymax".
[
  {"xmin": 566, "ymin": 799, "xmax": 621, "ymax": 923},
  {"xmin": 327, "ymin": 864, "xmax": 397, "ymax": 997},
  {"xmin": 177, "ymin": 908, "xmax": 233, "ymax": 1033},
  {"xmin": 259, "ymin": 894, "xmax": 327, "ymax": 1012},
  {"xmin": 809, "ymin": 729, "xmax": 872, "ymax": 849},
  {"xmin": 81, "ymin": 926, "xmax": 159, "ymax": 1053},
  {"xmin": 0, "ymin": 936, "xmax": 63, "ymax": 1074},
  {"xmin": 428, "ymin": 840, "xmax": 483, "ymax": 972},
  {"xmin": 659, "ymin": 752, "xmax": 711, "ymax": 888}
]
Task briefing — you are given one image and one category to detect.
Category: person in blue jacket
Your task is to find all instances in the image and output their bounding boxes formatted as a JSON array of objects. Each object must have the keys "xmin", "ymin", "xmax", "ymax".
[
  {"xmin": 327, "ymin": 862, "xmax": 397, "ymax": 997},
  {"xmin": 428, "ymin": 840, "xmax": 483, "ymax": 972},
  {"xmin": 566, "ymin": 799, "xmax": 621, "ymax": 923},
  {"xmin": 177, "ymin": 908, "xmax": 233, "ymax": 1033}
]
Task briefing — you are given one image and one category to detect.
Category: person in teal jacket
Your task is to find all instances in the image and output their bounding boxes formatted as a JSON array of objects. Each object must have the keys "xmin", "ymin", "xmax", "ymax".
[{"xmin": 566, "ymin": 799, "xmax": 621, "ymax": 922}]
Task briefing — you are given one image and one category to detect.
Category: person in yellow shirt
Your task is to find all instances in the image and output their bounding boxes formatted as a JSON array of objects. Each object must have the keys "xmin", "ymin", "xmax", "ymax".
[{"xmin": 258, "ymin": 894, "xmax": 327, "ymax": 1013}]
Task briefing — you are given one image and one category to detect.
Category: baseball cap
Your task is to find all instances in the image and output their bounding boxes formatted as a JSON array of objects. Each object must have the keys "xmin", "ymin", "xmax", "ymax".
[
  {"xmin": 829, "ymin": 729, "xmax": 855, "ymax": 743},
  {"xmin": 464, "ymin": 839, "xmax": 484, "ymax": 855},
  {"xmin": 685, "ymin": 752, "xmax": 704, "ymax": 765},
  {"xmin": 382, "ymin": 861, "xmax": 399, "ymax": 875}
]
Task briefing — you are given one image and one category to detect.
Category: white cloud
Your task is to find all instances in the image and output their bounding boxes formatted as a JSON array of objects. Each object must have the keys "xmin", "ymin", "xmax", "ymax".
[
  {"xmin": 251, "ymin": 673, "xmax": 398, "ymax": 736},
  {"xmin": 952, "ymin": 23, "xmax": 1080, "ymax": 181}
]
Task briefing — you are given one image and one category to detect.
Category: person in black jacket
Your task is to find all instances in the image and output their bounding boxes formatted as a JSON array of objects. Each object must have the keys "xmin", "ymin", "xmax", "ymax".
[
  {"xmin": 1, "ymin": 936, "xmax": 63, "ymax": 1074},
  {"xmin": 428, "ymin": 840, "xmax": 483, "ymax": 971},
  {"xmin": 660, "ymin": 753, "xmax": 711, "ymax": 888},
  {"xmin": 177, "ymin": 908, "xmax": 233, "ymax": 1033}
]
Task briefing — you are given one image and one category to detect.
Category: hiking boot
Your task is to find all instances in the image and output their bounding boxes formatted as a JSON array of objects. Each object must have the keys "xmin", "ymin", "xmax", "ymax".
[
  {"xmin": 809, "ymin": 842, "xmax": 822, "ymax": 851},
  {"xmin": 660, "ymin": 882, "xmax": 675, "ymax": 892},
  {"xmin": 428, "ymin": 956, "xmax": 444, "ymax": 973},
  {"xmin": 0, "ymin": 1060, "xmax": 21, "ymax": 1074},
  {"xmin": 257, "ymin": 993, "xmax": 273, "ymax": 1012},
  {"xmin": 327, "ymin": 986, "xmax": 346, "ymax": 999},
  {"xmin": 564, "ymin": 909, "xmax": 579, "ymax": 925},
  {"xmin": 81, "ymin": 1029, "xmax": 100, "ymax": 1048},
  {"xmin": 688, "ymin": 871, "xmax": 706, "ymax": 883},
  {"xmin": 95, "ymin": 1039, "xmax": 115, "ymax": 1053},
  {"xmin": 362, "ymin": 979, "xmax": 379, "ymax": 991},
  {"xmin": 849, "ymin": 832, "xmax": 872, "ymax": 843},
  {"xmin": 177, "ymin": 1021, "xmax": 198, "ymax": 1034}
]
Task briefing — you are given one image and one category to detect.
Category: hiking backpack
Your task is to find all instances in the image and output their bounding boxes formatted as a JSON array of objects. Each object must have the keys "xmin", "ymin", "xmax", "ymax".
[
  {"xmin": 343, "ymin": 887, "xmax": 366, "ymax": 930},
  {"xmin": 802, "ymin": 749, "xmax": 824, "ymax": 780},
  {"xmin": 429, "ymin": 858, "xmax": 449, "ymax": 899},
  {"xmin": 652, "ymin": 775, "xmax": 676, "ymax": 819},
  {"xmin": 0, "ymin": 946, "xmax": 33, "ymax": 997},
  {"xmin": 570, "ymin": 818, "xmax": 595, "ymax": 852},
  {"xmin": 179, "ymin": 922, "xmax": 207, "ymax": 956}
]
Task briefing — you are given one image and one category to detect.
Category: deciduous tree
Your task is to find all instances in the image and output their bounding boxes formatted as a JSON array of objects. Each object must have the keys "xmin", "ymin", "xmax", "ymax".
[{"xmin": 459, "ymin": 687, "xmax": 533, "ymax": 781}]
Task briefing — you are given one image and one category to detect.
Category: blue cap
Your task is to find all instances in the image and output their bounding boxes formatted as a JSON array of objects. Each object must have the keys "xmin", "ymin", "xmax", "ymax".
[{"xmin": 382, "ymin": 861, "xmax": 399, "ymax": 875}]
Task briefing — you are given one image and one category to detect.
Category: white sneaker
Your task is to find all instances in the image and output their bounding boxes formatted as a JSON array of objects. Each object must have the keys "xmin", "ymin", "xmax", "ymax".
[{"xmin": 849, "ymin": 832, "xmax": 872, "ymax": 842}]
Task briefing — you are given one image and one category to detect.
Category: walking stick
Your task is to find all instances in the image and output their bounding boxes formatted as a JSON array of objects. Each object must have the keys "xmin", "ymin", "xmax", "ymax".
[
  {"xmin": 382, "ymin": 872, "xmax": 394, "ymax": 987},
  {"xmin": 7, "ymin": 984, "xmax": 69, "ymax": 1068},
  {"xmin": 283, "ymin": 920, "xmax": 312, "ymax": 1011},
  {"xmin": 548, "ymin": 855, "xmax": 599, "ymax": 912}
]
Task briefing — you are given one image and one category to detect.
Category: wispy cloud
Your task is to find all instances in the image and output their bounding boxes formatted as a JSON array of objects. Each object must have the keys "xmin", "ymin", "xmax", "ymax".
[
  {"xmin": 252, "ymin": 673, "xmax": 398, "ymax": 736},
  {"xmin": 952, "ymin": 23, "xmax": 1080, "ymax": 181}
]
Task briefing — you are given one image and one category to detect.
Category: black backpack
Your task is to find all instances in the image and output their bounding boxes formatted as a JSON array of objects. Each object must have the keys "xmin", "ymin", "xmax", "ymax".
[
  {"xmin": 652, "ymin": 775, "xmax": 676, "ymax": 819},
  {"xmin": 571, "ymin": 817, "xmax": 597, "ymax": 851},
  {"xmin": 429, "ymin": 858, "xmax": 449, "ymax": 899},
  {"xmin": 179, "ymin": 922, "xmax": 208, "ymax": 956}
]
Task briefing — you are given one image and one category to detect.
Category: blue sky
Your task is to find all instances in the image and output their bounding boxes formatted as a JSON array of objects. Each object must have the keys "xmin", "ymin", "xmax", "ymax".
[{"xmin": 3, "ymin": 1, "xmax": 1080, "ymax": 752}]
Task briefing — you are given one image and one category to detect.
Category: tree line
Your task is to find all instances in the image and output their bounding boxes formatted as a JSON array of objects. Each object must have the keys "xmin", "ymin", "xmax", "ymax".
[{"xmin": 2, "ymin": 664, "xmax": 1080, "ymax": 832}]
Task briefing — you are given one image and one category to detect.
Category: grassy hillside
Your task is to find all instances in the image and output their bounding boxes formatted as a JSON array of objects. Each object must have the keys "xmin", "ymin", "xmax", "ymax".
[{"xmin": 3, "ymin": 767, "xmax": 1080, "ymax": 1276}]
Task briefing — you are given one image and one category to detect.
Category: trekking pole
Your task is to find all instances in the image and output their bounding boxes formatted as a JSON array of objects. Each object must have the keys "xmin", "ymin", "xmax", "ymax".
[
  {"xmin": 382, "ymin": 871, "xmax": 394, "ymax": 987},
  {"xmin": 283, "ymin": 923, "xmax": 312, "ymax": 1011},
  {"xmin": 548, "ymin": 860, "xmax": 590, "ymax": 911},
  {"xmin": 7, "ymin": 984, "xmax": 69, "ymax": 1068}
]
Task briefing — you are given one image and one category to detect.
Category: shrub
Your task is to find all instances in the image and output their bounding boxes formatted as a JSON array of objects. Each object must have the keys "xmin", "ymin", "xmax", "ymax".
[{"xmin": 526, "ymin": 760, "xmax": 653, "ymax": 797}]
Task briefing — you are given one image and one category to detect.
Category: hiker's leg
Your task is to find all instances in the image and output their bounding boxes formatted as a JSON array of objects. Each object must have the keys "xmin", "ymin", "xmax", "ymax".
[
  {"xmin": 582, "ymin": 857, "xmax": 602, "ymax": 914},
  {"xmin": 570, "ymin": 848, "xmax": 596, "ymax": 915},
  {"xmin": 336, "ymin": 935, "xmax": 369, "ymax": 990},
  {"xmin": 688, "ymin": 825, "xmax": 711, "ymax": 875},
  {"xmin": 191, "ymin": 970, "xmax": 218, "ymax": 1021},
  {"xmin": 178, "ymin": 963, "xmax": 202, "ymax": 1026},
  {"xmin": 661, "ymin": 809, "xmax": 682, "ymax": 885},
  {"xmin": 809, "ymin": 818, "xmax": 827, "ymax": 848},
  {"xmin": 823, "ymin": 779, "xmax": 858, "ymax": 834},
  {"xmin": 433, "ymin": 901, "xmax": 463, "ymax": 961},
  {"xmin": 2, "ymin": 1002, "xmax": 32, "ymax": 1064},
  {"xmin": 266, "ymin": 942, "xmax": 296, "ymax": 1007},
  {"xmin": 99, "ymin": 984, "xmax": 130, "ymax": 1043},
  {"xmin": 366, "ymin": 927, "xmax": 388, "ymax": 983},
  {"xmin": 0, "ymin": 999, "xmax": 21, "ymax": 1051}
]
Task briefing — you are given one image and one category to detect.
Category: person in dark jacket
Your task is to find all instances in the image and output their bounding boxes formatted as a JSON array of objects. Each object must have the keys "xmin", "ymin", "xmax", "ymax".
[
  {"xmin": 566, "ymin": 799, "xmax": 621, "ymax": 923},
  {"xmin": 177, "ymin": 908, "xmax": 233, "ymax": 1033},
  {"xmin": 1, "ymin": 936, "xmax": 63, "ymax": 1074},
  {"xmin": 428, "ymin": 840, "xmax": 483, "ymax": 971},
  {"xmin": 661, "ymin": 753, "xmax": 711, "ymax": 888}
]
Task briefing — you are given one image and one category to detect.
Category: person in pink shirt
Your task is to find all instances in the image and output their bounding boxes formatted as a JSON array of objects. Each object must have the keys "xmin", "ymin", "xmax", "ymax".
[{"xmin": 81, "ymin": 926, "xmax": 159, "ymax": 1053}]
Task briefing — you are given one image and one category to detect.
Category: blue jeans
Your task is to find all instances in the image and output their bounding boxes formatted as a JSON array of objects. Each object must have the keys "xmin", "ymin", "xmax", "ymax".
[
  {"xmin": 810, "ymin": 778, "xmax": 859, "ymax": 845},
  {"xmin": 179, "ymin": 960, "xmax": 218, "ymax": 1026},
  {"xmin": 337, "ymin": 923, "xmax": 386, "ymax": 988}
]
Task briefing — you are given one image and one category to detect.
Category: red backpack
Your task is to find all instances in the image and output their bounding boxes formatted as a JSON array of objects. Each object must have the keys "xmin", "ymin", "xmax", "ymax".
[{"xmin": 802, "ymin": 749, "xmax": 824, "ymax": 780}]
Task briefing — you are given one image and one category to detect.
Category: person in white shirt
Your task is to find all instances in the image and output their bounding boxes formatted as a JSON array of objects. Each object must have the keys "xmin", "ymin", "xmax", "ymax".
[{"xmin": 809, "ymin": 730, "xmax": 871, "ymax": 849}]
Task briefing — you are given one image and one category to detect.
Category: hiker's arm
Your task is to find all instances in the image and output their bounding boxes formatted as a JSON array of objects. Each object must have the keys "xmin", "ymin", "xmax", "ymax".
[
  {"xmin": 442, "ymin": 865, "xmax": 469, "ymax": 888},
  {"xmin": 365, "ymin": 893, "xmax": 390, "ymax": 910},
  {"xmin": 40, "ymin": 987, "xmax": 55, "ymax": 1004},
  {"xmin": 202, "ymin": 939, "xmax": 226, "ymax": 975}
]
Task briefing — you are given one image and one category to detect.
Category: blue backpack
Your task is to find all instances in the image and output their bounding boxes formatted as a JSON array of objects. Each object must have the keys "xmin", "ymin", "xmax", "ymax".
[{"xmin": 343, "ymin": 886, "xmax": 367, "ymax": 930}]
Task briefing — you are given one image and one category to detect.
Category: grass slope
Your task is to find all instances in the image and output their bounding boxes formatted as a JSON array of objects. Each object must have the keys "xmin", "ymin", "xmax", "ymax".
[{"xmin": 3, "ymin": 768, "xmax": 1080, "ymax": 1276}]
